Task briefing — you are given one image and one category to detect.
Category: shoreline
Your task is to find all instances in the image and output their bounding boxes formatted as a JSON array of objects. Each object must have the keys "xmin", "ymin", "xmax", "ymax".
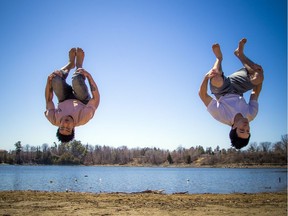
[
  {"xmin": 2, "ymin": 189, "xmax": 287, "ymax": 196},
  {"xmin": 0, "ymin": 190, "xmax": 287, "ymax": 216}
]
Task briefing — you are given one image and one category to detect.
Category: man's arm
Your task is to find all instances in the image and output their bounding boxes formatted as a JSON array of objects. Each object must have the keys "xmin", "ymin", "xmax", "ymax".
[
  {"xmin": 250, "ymin": 82, "xmax": 262, "ymax": 102},
  {"xmin": 45, "ymin": 73, "xmax": 55, "ymax": 109},
  {"xmin": 198, "ymin": 71, "xmax": 213, "ymax": 107},
  {"xmin": 77, "ymin": 68, "xmax": 100, "ymax": 109}
]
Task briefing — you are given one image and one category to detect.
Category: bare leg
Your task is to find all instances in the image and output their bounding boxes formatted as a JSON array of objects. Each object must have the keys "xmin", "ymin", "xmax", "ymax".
[
  {"xmin": 210, "ymin": 44, "xmax": 224, "ymax": 88},
  {"xmin": 234, "ymin": 38, "xmax": 264, "ymax": 85},
  {"xmin": 73, "ymin": 48, "xmax": 90, "ymax": 103},
  {"xmin": 76, "ymin": 48, "xmax": 85, "ymax": 69},
  {"xmin": 61, "ymin": 48, "xmax": 76, "ymax": 73}
]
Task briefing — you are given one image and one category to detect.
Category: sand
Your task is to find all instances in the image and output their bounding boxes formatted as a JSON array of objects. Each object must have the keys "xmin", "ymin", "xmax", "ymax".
[{"xmin": 0, "ymin": 191, "xmax": 287, "ymax": 215}]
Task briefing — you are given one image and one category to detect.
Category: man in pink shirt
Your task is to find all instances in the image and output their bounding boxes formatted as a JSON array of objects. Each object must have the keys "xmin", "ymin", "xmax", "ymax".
[
  {"xmin": 199, "ymin": 39, "xmax": 263, "ymax": 149},
  {"xmin": 45, "ymin": 48, "xmax": 100, "ymax": 142}
]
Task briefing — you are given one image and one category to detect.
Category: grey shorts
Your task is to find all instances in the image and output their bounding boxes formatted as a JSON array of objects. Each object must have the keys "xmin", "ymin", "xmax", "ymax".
[
  {"xmin": 52, "ymin": 70, "xmax": 91, "ymax": 105},
  {"xmin": 210, "ymin": 68, "xmax": 255, "ymax": 99}
]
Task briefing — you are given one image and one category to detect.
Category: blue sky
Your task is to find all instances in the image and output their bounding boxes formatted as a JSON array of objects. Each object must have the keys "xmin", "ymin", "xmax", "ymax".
[{"xmin": 0, "ymin": 0, "xmax": 286, "ymax": 151}]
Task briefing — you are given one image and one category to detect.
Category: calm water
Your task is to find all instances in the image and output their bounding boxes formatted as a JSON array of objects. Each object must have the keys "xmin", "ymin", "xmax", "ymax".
[{"xmin": 0, "ymin": 165, "xmax": 286, "ymax": 194}]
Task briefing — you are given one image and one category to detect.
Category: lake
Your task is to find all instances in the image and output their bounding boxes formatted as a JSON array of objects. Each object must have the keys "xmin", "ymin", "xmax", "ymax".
[{"xmin": 0, "ymin": 165, "xmax": 286, "ymax": 194}]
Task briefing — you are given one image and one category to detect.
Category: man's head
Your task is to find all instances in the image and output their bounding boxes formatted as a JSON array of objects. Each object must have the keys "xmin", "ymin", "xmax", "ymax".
[
  {"xmin": 56, "ymin": 115, "xmax": 75, "ymax": 142},
  {"xmin": 230, "ymin": 117, "xmax": 251, "ymax": 149}
]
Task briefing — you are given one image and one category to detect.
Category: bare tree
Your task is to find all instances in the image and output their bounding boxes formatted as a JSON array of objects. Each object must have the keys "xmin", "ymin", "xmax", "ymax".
[
  {"xmin": 14, "ymin": 141, "xmax": 22, "ymax": 164},
  {"xmin": 281, "ymin": 134, "xmax": 287, "ymax": 153},
  {"xmin": 260, "ymin": 142, "xmax": 271, "ymax": 152},
  {"xmin": 247, "ymin": 142, "xmax": 259, "ymax": 152}
]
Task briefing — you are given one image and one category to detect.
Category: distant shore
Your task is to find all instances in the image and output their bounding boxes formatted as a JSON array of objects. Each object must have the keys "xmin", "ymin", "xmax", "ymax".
[
  {"xmin": 0, "ymin": 191, "xmax": 287, "ymax": 216},
  {"xmin": 1, "ymin": 162, "xmax": 287, "ymax": 169}
]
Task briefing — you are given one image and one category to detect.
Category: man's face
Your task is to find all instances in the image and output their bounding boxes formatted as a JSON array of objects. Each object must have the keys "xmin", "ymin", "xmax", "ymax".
[
  {"xmin": 59, "ymin": 116, "xmax": 74, "ymax": 135},
  {"xmin": 235, "ymin": 118, "xmax": 250, "ymax": 139}
]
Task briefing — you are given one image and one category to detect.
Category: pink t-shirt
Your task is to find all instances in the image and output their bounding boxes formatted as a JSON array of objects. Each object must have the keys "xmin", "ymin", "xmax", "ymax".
[
  {"xmin": 45, "ymin": 99, "xmax": 96, "ymax": 126},
  {"xmin": 207, "ymin": 94, "xmax": 258, "ymax": 126}
]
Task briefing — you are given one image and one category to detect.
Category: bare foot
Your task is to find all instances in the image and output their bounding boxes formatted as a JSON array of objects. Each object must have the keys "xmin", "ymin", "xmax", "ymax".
[
  {"xmin": 211, "ymin": 43, "xmax": 223, "ymax": 76},
  {"xmin": 61, "ymin": 48, "xmax": 76, "ymax": 71},
  {"xmin": 212, "ymin": 44, "xmax": 223, "ymax": 61},
  {"xmin": 76, "ymin": 48, "xmax": 85, "ymax": 68},
  {"xmin": 234, "ymin": 38, "xmax": 247, "ymax": 57}
]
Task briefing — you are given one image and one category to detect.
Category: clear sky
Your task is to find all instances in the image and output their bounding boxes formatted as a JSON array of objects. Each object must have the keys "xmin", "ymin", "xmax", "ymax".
[{"xmin": 0, "ymin": 0, "xmax": 286, "ymax": 151}]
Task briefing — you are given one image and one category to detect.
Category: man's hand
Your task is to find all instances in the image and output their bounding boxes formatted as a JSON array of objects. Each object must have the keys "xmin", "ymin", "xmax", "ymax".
[
  {"xmin": 75, "ymin": 68, "xmax": 100, "ymax": 109},
  {"xmin": 47, "ymin": 70, "xmax": 65, "ymax": 83},
  {"xmin": 251, "ymin": 63, "xmax": 263, "ymax": 73},
  {"xmin": 249, "ymin": 64, "xmax": 264, "ymax": 86},
  {"xmin": 207, "ymin": 68, "xmax": 222, "ymax": 79},
  {"xmin": 75, "ymin": 68, "xmax": 90, "ymax": 78},
  {"xmin": 47, "ymin": 73, "xmax": 56, "ymax": 82}
]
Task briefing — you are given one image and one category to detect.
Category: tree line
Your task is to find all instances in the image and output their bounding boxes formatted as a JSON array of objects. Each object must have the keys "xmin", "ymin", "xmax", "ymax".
[{"xmin": 0, "ymin": 134, "xmax": 287, "ymax": 167}]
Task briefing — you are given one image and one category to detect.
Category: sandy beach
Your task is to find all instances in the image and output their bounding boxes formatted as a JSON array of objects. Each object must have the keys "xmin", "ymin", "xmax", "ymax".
[{"xmin": 0, "ymin": 191, "xmax": 286, "ymax": 216}]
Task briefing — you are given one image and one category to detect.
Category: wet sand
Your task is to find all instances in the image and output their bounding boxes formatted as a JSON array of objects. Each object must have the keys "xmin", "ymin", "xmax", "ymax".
[{"xmin": 0, "ymin": 191, "xmax": 287, "ymax": 215}]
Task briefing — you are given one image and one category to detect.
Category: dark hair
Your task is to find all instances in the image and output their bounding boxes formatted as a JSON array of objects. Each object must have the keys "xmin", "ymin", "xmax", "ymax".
[
  {"xmin": 56, "ymin": 128, "xmax": 75, "ymax": 143},
  {"xmin": 229, "ymin": 127, "xmax": 250, "ymax": 149}
]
